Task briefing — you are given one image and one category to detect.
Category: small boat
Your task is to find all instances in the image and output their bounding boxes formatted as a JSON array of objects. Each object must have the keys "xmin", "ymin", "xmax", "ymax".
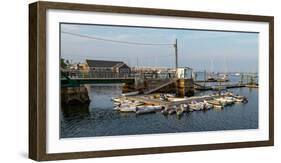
[
  {"xmin": 181, "ymin": 104, "xmax": 189, "ymax": 112},
  {"xmin": 233, "ymin": 95, "xmax": 248, "ymax": 103},
  {"xmin": 112, "ymin": 97, "xmax": 122, "ymax": 103},
  {"xmin": 224, "ymin": 97, "xmax": 235, "ymax": 105},
  {"xmin": 215, "ymin": 98, "xmax": 230, "ymax": 106},
  {"xmin": 176, "ymin": 107, "xmax": 184, "ymax": 116},
  {"xmin": 222, "ymin": 92, "xmax": 234, "ymax": 96},
  {"xmin": 234, "ymin": 73, "xmax": 240, "ymax": 76},
  {"xmin": 188, "ymin": 108, "xmax": 194, "ymax": 112},
  {"xmin": 203, "ymin": 100, "xmax": 213, "ymax": 110},
  {"xmin": 161, "ymin": 109, "xmax": 169, "ymax": 116},
  {"xmin": 132, "ymin": 101, "xmax": 144, "ymax": 106},
  {"xmin": 121, "ymin": 91, "xmax": 139, "ymax": 96},
  {"xmin": 189, "ymin": 101, "xmax": 204, "ymax": 111},
  {"xmin": 113, "ymin": 102, "xmax": 121, "ymax": 106},
  {"xmin": 207, "ymin": 100, "xmax": 223, "ymax": 109},
  {"xmin": 136, "ymin": 106, "xmax": 157, "ymax": 115},
  {"xmin": 213, "ymin": 105, "xmax": 223, "ymax": 109},
  {"xmin": 119, "ymin": 106, "xmax": 136, "ymax": 112},
  {"xmin": 113, "ymin": 106, "xmax": 120, "ymax": 111},
  {"xmin": 168, "ymin": 107, "xmax": 176, "ymax": 115}
]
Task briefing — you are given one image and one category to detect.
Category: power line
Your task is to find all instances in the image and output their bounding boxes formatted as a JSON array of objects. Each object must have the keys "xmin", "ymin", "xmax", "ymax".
[{"xmin": 61, "ymin": 31, "xmax": 174, "ymax": 46}]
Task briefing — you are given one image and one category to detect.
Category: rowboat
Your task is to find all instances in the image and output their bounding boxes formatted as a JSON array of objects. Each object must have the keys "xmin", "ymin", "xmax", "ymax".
[
  {"xmin": 234, "ymin": 95, "xmax": 248, "ymax": 103},
  {"xmin": 189, "ymin": 101, "xmax": 204, "ymax": 111},
  {"xmin": 213, "ymin": 105, "xmax": 223, "ymax": 109},
  {"xmin": 112, "ymin": 97, "xmax": 122, "ymax": 103},
  {"xmin": 136, "ymin": 105, "xmax": 163, "ymax": 115},
  {"xmin": 113, "ymin": 106, "xmax": 120, "ymax": 111},
  {"xmin": 203, "ymin": 100, "xmax": 213, "ymax": 110},
  {"xmin": 168, "ymin": 107, "xmax": 176, "ymax": 115},
  {"xmin": 161, "ymin": 109, "xmax": 169, "ymax": 116},
  {"xmin": 119, "ymin": 106, "xmax": 136, "ymax": 112},
  {"xmin": 176, "ymin": 106, "xmax": 184, "ymax": 116},
  {"xmin": 215, "ymin": 98, "xmax": 230, "ymax": 106},
  {"xmin": 113, "ymin": 102, "xmax": 121, "ymax": 106},
  {"xmin": 206, "ymin": 100, "xmax": 223, "ymax": 109},
  {"xmin": 121, "ymin": 91, "xmax": 139, "ymax": 97},
  {"xmin": 223, "ymin": 97, "xmax": 235, "ymax": 105}
]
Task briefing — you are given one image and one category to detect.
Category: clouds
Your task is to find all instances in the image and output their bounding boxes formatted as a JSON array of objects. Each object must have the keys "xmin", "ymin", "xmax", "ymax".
[{"xmin": 60, "ymin": 23, "xmax": 259, "ymax": 72}]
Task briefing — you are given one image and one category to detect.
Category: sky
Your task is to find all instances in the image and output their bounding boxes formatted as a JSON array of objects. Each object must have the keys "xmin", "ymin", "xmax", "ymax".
[{"xmin": 60, "ymin": 23, "xmax": 259, "ymax": 72}]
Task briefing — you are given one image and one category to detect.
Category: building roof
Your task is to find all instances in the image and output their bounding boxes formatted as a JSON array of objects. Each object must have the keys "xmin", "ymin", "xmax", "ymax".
[
  {"xmin": 177, "ymin": 67, "xmax": 193, "ymax": 70},
  {"xmin": 86, "ymin": 59, "xmax": 124, "ymax": 68}
]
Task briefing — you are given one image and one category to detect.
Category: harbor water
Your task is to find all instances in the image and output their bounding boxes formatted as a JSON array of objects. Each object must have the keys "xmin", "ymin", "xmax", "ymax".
[{"xmin": 60, "ymin": 75, "xmax": 258, "ymax": 138}]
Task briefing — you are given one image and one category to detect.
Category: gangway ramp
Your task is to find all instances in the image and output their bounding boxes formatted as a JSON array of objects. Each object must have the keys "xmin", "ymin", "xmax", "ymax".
[{"xmin": 144, "ymin": 79, "xmax": 177, "ymax": 95}]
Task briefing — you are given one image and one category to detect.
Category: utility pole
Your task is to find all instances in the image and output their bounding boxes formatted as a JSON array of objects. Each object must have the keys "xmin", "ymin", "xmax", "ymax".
[
  {"xmin": 174, "ymin": 39, "xmax": 178, "ymax": 79},
  {"xmin": 136, "ymin": 57, "xmax": 139, "ymax": 69},
  {"xmin": 204, "ymin": 70, "xmax": 206, "ymax": 87}
]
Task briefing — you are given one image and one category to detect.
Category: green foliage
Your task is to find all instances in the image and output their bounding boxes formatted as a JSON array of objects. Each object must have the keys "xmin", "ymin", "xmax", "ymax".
[{"xmin": 61, "ymin": 58, "xmax": 68, "ymax": 68}]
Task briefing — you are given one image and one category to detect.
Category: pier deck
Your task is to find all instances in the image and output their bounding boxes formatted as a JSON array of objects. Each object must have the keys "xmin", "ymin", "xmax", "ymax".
[{"xmin": 126, "ymin": 94, "xmax": 218, "ymax": 107}]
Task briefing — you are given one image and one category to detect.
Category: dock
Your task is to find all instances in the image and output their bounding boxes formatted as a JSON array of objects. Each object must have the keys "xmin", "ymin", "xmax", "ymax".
[{"xmin": 126, "ymin": 94, "xmax": 217, "ymax": 107}]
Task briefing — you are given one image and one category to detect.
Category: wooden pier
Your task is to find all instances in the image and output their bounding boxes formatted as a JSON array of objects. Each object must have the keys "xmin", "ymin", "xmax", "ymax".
[
  {"xmin": 126, "ymin": 94, "xmax": 217, "ymax": 107},
  {"xmin": 194, "ymin": 82, "xmax": 247, "ymax": 91}
]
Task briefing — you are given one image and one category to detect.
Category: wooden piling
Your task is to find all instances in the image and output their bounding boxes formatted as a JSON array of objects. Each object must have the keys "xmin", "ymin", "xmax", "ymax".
[{"xmin": 177, "ymin": 79, "xmax": 185, "ymax": 97}]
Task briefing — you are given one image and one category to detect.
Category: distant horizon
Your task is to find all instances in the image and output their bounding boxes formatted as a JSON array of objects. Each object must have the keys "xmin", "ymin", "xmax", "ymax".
[{"xmin": 61, "ymin": 23, "xmax": 259, "ymax": 73}]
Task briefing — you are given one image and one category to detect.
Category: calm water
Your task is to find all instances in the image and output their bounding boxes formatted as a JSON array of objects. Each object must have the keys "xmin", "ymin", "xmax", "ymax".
[{"xmin": 60, "ymin": 76, "xmax": 258, "ymax": 138}]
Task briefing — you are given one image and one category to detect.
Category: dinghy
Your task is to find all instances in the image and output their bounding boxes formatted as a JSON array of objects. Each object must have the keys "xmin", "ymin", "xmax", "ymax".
[
  {"xmin": 189, "ymin": 101, "xmax": 204, "ymax": 111},
  {"xmin": 203, "ymin": 100, "xmax": 213, "ymax": 110},
  {"xmin": 121, "ymin": 91, "xmax": 139, "ymax": 97},
  {"xmin": 161, "ymin": 109, "xmax": 169, "ymax": 116},
  {"xmin": 176, "ymin": 106, "xmax": 184, "ymax": 116},
  {"xmin": 119, "ymin": 106, "xmax": 136, "ymax": 112},
  {"xmin": 207, "ymin": 100, "xmax": 223, "ymax": 109},
  {"xmin": 168, "ymin": 107, "xmax": 176, "ymax": 115},
  {"xmin": 136, "ymin": 106, "xmax": 158, "ymax": 115}
]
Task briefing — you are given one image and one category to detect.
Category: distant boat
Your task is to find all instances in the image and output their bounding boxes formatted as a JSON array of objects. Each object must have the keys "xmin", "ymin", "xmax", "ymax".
[
  {"xmin": 234, "ymin": 73, "xmax": 240, "ymax": 76},
  {"xmin": 207, "ymin": 73, "xmax": 229, "ymax": 82}
]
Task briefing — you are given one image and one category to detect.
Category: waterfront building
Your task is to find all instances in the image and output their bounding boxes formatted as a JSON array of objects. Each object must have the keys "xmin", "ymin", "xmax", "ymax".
[{"xmin": 86, "ymin": 59, "xmax": 131, "ymax": 74}]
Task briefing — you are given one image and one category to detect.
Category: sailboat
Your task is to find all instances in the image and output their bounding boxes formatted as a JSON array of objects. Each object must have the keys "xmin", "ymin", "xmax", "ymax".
[
  {"xmin": 207, "ymin": 59, "xmax": 229, "ymax": 82},
  {"xmin": 207, "ymin": 59, "xmax": 217, "ymax": 81}
]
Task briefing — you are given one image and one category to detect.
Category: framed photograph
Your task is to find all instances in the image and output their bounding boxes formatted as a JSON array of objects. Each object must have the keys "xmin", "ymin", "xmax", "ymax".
[{"xmin": 29, "ymin": 1, "xmax": 274, "ymax": 161}]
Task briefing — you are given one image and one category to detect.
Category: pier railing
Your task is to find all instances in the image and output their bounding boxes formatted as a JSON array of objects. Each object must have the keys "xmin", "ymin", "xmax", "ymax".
[{"xmin": 62, "ymin": 70, "xmax": 177, "ymax": 80}]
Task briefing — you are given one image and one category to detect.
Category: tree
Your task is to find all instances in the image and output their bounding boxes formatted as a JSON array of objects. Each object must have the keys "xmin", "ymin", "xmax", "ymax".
[{"xmin": 60, "ymin": 58, "xmax": 68, "ymax": 69}]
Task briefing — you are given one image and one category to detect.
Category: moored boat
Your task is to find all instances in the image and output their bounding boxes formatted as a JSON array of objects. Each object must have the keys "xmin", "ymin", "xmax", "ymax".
[
  {"xmin": 136, "ymin": 105, "xmax": 163, "ymax": 115},
  {"xmin": 119, "ymin": 106, "xmax": 137, "ymax": 112},
  {"xmin": 167, "ymin": 106, "xmax": 176, "ymax": 115},
  {"xmin": 206, "ymin": 100, "xmax": 224, "ymax": 109},
  {"xmin": 176, "ymin": 106, "xmax": 184, "ymax": 116},
  {"xmin": 189, "ymin": 101, "xmax": 204, "ymax": 111}
]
